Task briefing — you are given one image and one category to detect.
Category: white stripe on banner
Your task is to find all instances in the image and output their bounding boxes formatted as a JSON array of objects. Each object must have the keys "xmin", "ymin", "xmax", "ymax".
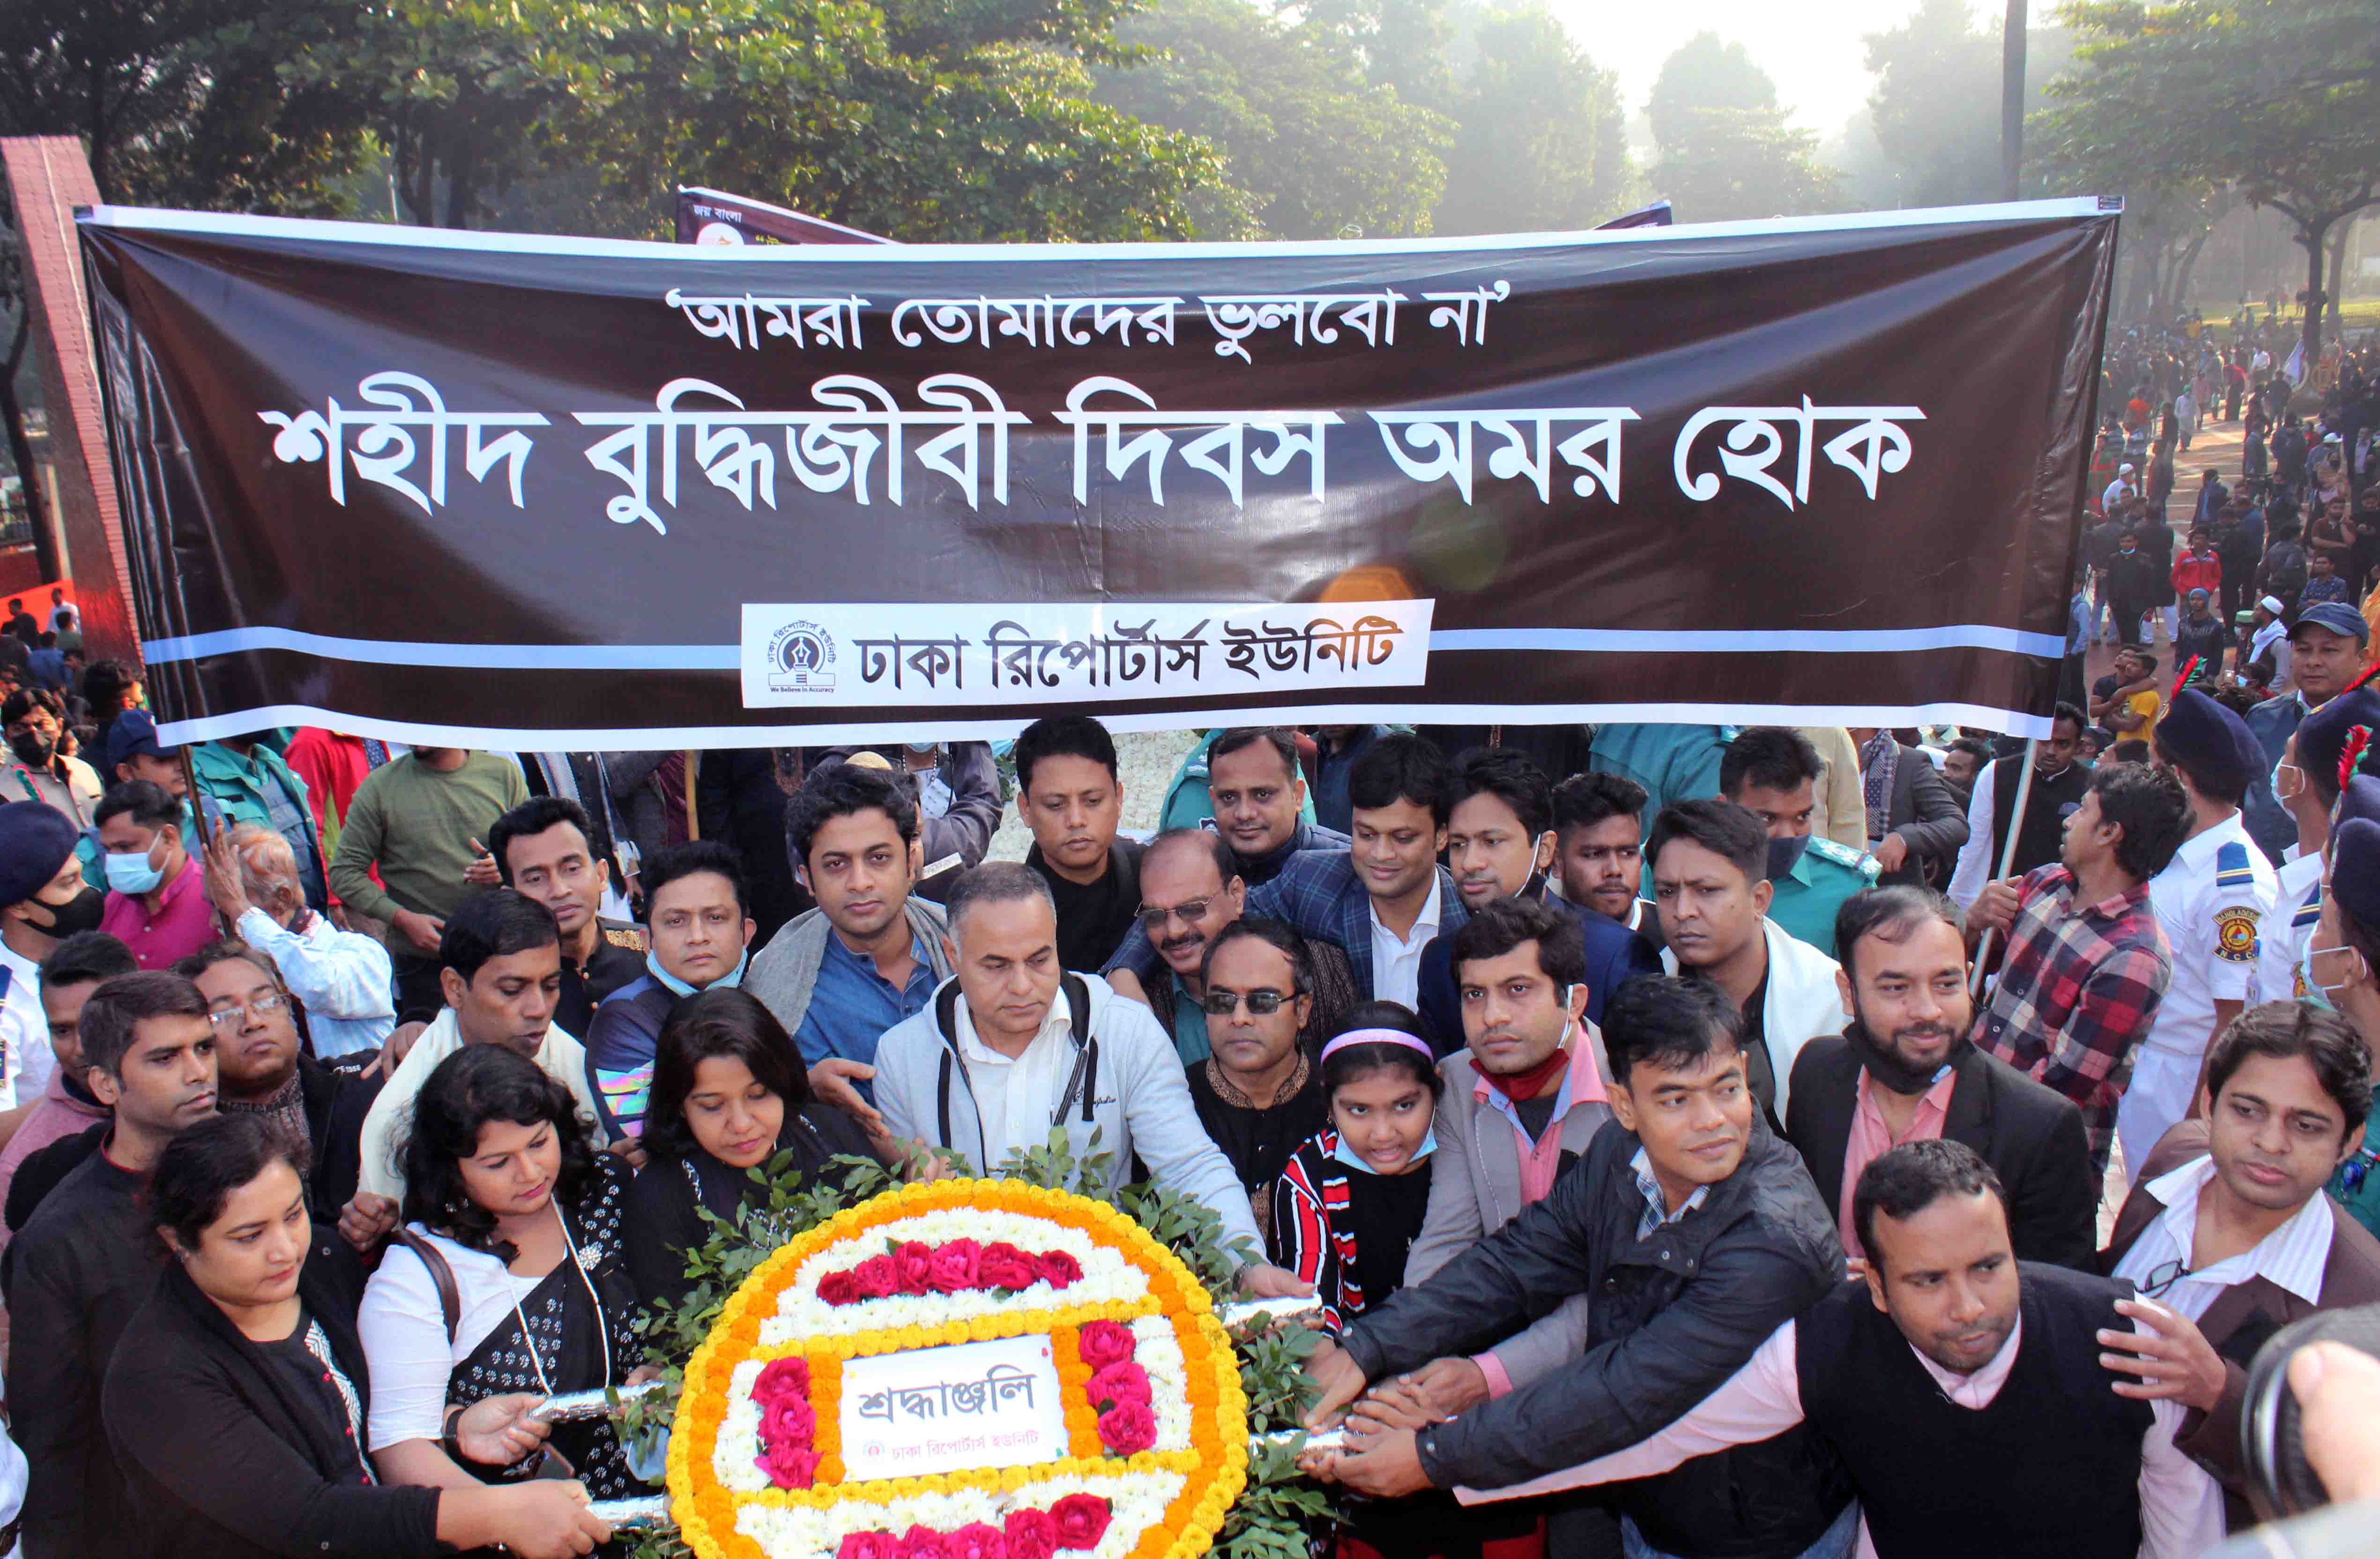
[
  {"xmin": 81, "ymin": 197, "xmax": 2113, "ymax": 266},
  {"xmin": 143, "ymin": 623, "xmax": 2063, "ymax": 669},
  {"xmin": 154, "ymin": 699, "xmax": 2056, "ymax": 751}
]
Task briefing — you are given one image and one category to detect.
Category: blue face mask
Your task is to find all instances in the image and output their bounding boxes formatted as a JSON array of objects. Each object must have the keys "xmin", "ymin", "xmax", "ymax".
[
  {"xmin": 2303, "ymin": 939, "xmax": 2363, "ymax": 1011},
  {"xmin": 646, "ymin": 945, "xmax": 748, "ymax": 998},
  {"xmin": 104, "ymin": 837, "xmax": 167, "ymax": 895},
  {"xmin": 1331, "ymin": 1128, "xmax": 1438, "ymax": 1175},
  {"xmin": 1765, "ymin": 833, "xmax": 1810, "ymax": 882}
]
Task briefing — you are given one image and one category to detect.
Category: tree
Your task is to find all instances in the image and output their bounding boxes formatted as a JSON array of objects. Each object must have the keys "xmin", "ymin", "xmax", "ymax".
[
  {"xmin": 0, "ymin": 0, "xmax": 368, "ymax": 210},
  {"xmin": 1647, "ymin": 33, "xmax": 1837, "ymax": 223},
  {"xmin": 1094, "ymin": 0, "xmax": 1450, "ymax": 239},
  {"xmin": 1432, "ymin": 6, "xmax": 1633, "ymax": 235},
  {"xmin": 2002, "ymin": 0, "xmax": 2027, "ymax": 200},
  {"xmin": 1303, "ymin": 0, "xmax": 1460, "ymax": 115},
  {"xmin": 2054, "ymin": 0, "xmax": 2380, "ymax": 364},
  {"xmin": 1863, "ymin": 0, "xmax": 2001, "ymax": 208}
]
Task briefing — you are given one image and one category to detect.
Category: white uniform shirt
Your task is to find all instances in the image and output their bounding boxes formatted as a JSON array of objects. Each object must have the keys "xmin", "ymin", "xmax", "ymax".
[
  {"xmin": 952, "ymin": 996, "xmax": 1078, "ymax": 1174},
  {"xmin": 1368, "ymin": 888, "xmax": 1442, "ymax": 1008},
  {"xmin": 2111, "ymin": 1153, "xmax": 2335, "ymax": 1552},
  {"xmin": 2141, "ymin": 813, "xmax": 2276, "ymax": 1063},
  {"xmin": 2251, "ymin": 850, "xmax": 2325, "ymax": 1006},
  {"xmin": 0, "ymin": 939, "xmax": 43, "ymax": 1112}
]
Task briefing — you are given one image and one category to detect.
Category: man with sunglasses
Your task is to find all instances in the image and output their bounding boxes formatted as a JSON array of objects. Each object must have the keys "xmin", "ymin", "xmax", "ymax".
[
  {"xmin": 1130, "ymin": 829, "xmax": 1356, "ymax": 1064},
  {"xmin": 2098, "ymin": 1001, "xmax": 2380, "ymax": 1538},
  {"xmin": 1183, "ymin": 917, "xmax": 1330, "ymax": 1246}
]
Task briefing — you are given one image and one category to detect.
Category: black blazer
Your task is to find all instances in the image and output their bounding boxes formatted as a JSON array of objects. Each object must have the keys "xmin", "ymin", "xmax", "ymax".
[
  {"xmin": 1785, "ymin": 1032, "xmax": 2097, "ymax": 1271},
  {"xmin": 103, "ymin": 1260, "xmax": 440, "ymax": 1559}
]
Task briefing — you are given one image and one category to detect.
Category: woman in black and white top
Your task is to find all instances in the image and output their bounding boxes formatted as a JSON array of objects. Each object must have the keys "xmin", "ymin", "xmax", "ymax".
[
  {"xmin": 625, "ymin": 987, "xmax": 886, "ymax": 1310},
  {"xmin": 102, "ymin": 1113, "xmax": 610, "ymax": 1559},
  {"xmin": 360, "ymin": 1045, "xmax": 652, "ymax": 1506}
]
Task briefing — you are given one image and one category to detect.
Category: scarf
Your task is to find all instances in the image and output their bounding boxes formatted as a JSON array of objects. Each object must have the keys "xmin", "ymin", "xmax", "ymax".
[
  {"xmin": 1842, "ymin": 1019, "xmax": 1967, "ymax": 1098},
  {"xmin": 1859, "ymin": 732, "xmax": 1899, "ymax": 846},
  {"xmin": 222, "ymin": 1069, "xmax": 312, "ymax": 1173},
  {"xmin": 1479, "ymin": 1045, "xmax": 1569, "ymax": 1102},
  {"xmin": 645, "ymin": 946, "xmax": 748, "ymax": 997}
]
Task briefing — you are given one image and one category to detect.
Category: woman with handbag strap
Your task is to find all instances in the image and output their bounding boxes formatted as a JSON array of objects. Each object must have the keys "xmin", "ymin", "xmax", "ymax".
[
  {"xmin": 102, "ymin": 1113, "xmax": 611, "ymax": 1558},
  {"xmin": 359, "ymin": 1045, "xmax": 655, "ymax": 1520}
]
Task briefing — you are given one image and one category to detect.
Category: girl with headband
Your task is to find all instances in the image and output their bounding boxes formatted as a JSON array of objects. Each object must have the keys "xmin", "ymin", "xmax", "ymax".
[{"xmin": 1269, "ymin": 1002, "xmax": 1443, "ymax": 1335}]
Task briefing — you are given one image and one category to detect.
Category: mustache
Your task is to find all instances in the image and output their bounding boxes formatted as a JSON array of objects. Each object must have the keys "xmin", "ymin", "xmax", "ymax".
[{"xmin": 1160, "ymin": 933, "xmax": 1206, "ymax": 953}]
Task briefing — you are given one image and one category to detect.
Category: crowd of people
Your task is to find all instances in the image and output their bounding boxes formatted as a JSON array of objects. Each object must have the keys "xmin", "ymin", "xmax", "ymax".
[{"xmin": 0, "ymin": 678, "xmax": 2376, "ymax": 1557}]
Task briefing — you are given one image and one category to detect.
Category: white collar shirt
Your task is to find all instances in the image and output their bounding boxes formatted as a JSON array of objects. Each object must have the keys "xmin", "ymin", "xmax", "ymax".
[
  {"xmin": 1368, "ymin": 887, "xmax": 1442, "ymax": 1009},
  {"xmin": 0, "ymin": 937, "xmax": 39, "ymax": 1110},
  {"xmin": 954, "ymin": 994, "xmax": 1078, "ymax": 1174},
  {"xmin": 2143, "ymin": 812, "xmax": 2277, "ymax": 1058}
]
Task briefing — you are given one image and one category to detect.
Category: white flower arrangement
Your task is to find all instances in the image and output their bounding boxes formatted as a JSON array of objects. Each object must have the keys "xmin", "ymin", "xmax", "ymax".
[
  {"xmin": 759, "ymin": 1210, "xmax": 1152, "ymax": 1346},
  {"xmin": 1125, "ymin": 1318, "xmax": 1191, "ymax": 1455},
  {"xmin": 713, "ymin": 1359, "xmax": 776, "ymax": 1492},
  {"xmin": 734, "ymin": 1470, "xmax": 1188, "ymax": 1559}
]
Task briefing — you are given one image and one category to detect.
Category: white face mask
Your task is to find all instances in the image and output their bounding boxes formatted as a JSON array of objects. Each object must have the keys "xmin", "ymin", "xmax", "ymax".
[{"xmin": 2305, "ymin": 940, "xmax": 2367, "ymax": 1010}]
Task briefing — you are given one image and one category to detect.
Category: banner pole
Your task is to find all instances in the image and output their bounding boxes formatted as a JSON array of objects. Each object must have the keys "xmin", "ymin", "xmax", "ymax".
[
  {"xmin": 177, "ymin": 746, "xmax": 236, "ymax": 939},
  {"xmin": 1967, "ymin": 736, "xmax": 2041, "ymax": 996}
]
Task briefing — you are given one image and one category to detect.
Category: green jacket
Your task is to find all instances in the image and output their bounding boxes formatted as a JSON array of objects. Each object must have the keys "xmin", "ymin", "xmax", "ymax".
[
  {"xmin": 189, "ymin": 740, "xmax": 329, "ymax": 906},
  {"xmin": 1764, "ymin": 835, "xmax": 1881, "ymax": 961}
]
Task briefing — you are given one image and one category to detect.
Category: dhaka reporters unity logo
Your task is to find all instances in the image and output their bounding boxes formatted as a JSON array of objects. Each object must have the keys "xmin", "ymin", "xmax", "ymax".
[{"xmin": 766, "ymin": 620, "xmax": 837, "ymax": 693}]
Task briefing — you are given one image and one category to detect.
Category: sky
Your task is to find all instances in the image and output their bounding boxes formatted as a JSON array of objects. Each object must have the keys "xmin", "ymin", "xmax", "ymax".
[{"xmin": 1543, "ymin": 0, "xmax": 1991, "ymax": 131}]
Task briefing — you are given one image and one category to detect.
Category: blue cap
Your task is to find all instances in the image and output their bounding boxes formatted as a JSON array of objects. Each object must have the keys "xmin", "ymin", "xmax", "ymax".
[
  {"xmin": 2337, "ymin": 775, "xmax": 2380, "ymax": 831},
  {"xmin": 2155, "ymin": 688, "xmax": 2265, "ymax": 802},
  {"xmin": 2291, "ymin": 601, "xmax": 2370, "ymax": 646},
  {"xmin": 0, "ymin": 801, "xmax": 78, "ymax": 906},
  {"xmin": 2332, "ymin": 818, "xmax": 2380, "ymax": 925},
  {"xmin": 103, "ymin": 708, "xmax": 171, "ymax": 777},
  {"xmin": 2298, "ymin": 687, "xmax": 2380, "ymax": 799}
]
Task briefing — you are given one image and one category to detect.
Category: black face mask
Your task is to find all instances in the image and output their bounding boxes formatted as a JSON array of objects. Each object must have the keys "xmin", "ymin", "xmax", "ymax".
[
  {"xmin": 1764, "ymin": 834, "xmax": 1810, "ymax": 883},
  {"xmin": 24, "ymin": 883, "xmax": 105, "ymax": 940},
  {"xmin": 7, "ymin": 731, "xmax": 54, "ymax": 768},
  {"xmin": 1844, "ymin": 1017, "xmax": 1969, "ymax": 1097}
]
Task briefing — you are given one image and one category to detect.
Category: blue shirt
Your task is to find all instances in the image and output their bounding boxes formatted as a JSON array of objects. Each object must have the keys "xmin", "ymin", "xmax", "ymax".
[{"xmin": 793, "ymin": 931, "xmax": 937, "ymax": 1101}]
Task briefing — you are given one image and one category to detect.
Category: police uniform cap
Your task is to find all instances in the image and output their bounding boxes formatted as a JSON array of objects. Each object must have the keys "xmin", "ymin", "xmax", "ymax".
[
  {"xmin": 0, "ymin": 801, "xmax": 78, "ymax": 906},
  {"xmin": 2155, "ymin": 688, "xmax": 2264, "ymax": 802},
  {"xmin": 2331, "ymin": 818, "xmax": 2380, "ymax": 926}
]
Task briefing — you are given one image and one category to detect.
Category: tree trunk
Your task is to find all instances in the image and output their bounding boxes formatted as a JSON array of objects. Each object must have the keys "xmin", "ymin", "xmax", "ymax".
[
  {"xmin": 2001, "ymin": 0, "xmax": 2027, "ymax": 202},
  {"xmin": 2171, "ymin": 226, "xmax": 2213, "ymax": 319},
  {"xmin": 0, "ymin": 308, "xmax": 50, "ymax": 547},
  {"xmin": 2301, "ymin": 213, "xmax": 2328, "ymax": 373},
  {"xmin": 2325, "ymin": 221, "xmax": 2351, "ymax": 336}
]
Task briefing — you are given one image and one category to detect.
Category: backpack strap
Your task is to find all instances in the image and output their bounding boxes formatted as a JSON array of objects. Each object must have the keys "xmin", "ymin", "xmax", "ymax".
[{"xmin": 392, "ymin": 1228, "xmax": 461, "ymax": 1342}]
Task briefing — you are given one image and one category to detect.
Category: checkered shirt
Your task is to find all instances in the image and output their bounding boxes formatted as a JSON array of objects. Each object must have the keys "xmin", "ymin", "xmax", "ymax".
[{"xmin": 1975, "ymin": 863, "xmax": 2173, "ymax": 1174}]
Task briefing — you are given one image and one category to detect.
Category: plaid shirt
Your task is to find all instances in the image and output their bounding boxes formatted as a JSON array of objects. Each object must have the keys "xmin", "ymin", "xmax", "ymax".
[{"xmin": 1975, "ymin": 863, "xmax": 2173, "ymax": 1173}]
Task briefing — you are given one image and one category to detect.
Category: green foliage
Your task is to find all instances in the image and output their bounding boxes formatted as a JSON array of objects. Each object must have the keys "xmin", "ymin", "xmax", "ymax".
[
  {"xmin": 1432, "ymin": 5, "xmax": 1634, "ymax": 235},
  {"xmin": 623, "ymin": 1134, "xmax": 1326, "ymax": 1559},
  {"xmin": 1646, "ymin": 30, "xmax": 1839, "ymax": 223},
  {"xmin": 1862, "ymin": 0, "xmax": 2003, "ymax": 208},
  {"xmin": 1094, "ymin": 0, "xmax": 1450, "ymax": 239}
]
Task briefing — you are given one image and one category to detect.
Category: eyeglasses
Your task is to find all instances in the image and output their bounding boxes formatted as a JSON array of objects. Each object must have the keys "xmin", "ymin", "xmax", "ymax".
[
  {"xmin": 2138, "ymin": 1257, "xmax": 2194, "ymax": 1298},
  {"xmin": 1202, "ymin": 988, "xmax": 1289, "ymax": 1016},
  {"xmin": 1137, "ymin": 898, "xmax": 1215, "ymax": 931},
  {"xmin": 206, "ymin": 992, "xmax": 289, "ymax": 1029}
]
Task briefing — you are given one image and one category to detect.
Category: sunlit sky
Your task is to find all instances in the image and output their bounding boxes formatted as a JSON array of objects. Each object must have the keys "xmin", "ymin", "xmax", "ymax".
[{"xmin": 1544, "ymin": 0, "xmax": 2001, "ymax": 131}]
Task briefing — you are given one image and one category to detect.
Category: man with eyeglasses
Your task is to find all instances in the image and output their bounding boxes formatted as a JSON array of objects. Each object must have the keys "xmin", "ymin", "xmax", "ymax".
[
  {"xmin": 1129, "ymin": 829, "xmax": 1358, "ymax": 1064},
  {"xmin": 174, "ymin": 939, "xmax": 373, "ymax": 1243},
  {"xmin": 1183, "ymin": 918, "xmax": 1329, "ymax": 1246},
  {"xmin": 2098, "ymin": 1001, "xmax": 2380, "ymax": 1538}
]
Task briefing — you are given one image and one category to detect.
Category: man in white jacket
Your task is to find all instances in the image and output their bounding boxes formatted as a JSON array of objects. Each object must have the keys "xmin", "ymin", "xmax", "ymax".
[
  {"xmin": 1651, "ymin": 799, "xmax": 1843, "ymax": 1126},
  {"xmin": 875, "ymin": 863, "xmax": 1308, "ymax": 1296}
]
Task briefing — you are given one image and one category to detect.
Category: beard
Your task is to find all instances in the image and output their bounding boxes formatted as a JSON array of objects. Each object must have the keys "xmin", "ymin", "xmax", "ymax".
[{"xmin": 1845, "ymin": 1015, "xmax": 1968, "ymax": 1096}]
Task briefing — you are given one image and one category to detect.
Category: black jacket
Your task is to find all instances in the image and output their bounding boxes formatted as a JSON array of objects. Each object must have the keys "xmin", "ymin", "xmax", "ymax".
[
  {"xmin": 1784, "ymin": 1033, "xmax": 2097, "ymax": 1271},
  {"xmin": 1342, "ymin": 1119, "xmax": 1851, "ymax": 1558},
  {"xmin": 1864, "ymin": 742, "xmax": 1970, "ymax": 887},
  {"xmin": 1414, "ymin": 888, "xmax": 1659, "ymax": 1054},
  {"xmin": 104, "ymin": 1260, "xmax": 439, "ymax": 1559}
]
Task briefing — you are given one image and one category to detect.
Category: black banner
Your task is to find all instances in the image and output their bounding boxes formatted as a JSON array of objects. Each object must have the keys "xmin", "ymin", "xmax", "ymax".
[
  {"xmin": 78, "ymin": 200, "xmax": 2117, "ymax": 749},
  {"xmin": 675, "ymin": 186, "xmax": 893, "ymax": 247}
]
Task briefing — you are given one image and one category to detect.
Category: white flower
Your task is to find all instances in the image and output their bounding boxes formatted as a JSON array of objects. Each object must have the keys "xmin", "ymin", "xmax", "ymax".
[{"xmin": 734, "ymin": 1470, "xmax": 1188, "ymax": 1559}]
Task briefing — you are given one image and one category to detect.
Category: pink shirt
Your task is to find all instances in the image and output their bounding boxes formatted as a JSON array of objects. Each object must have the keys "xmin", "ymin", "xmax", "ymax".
[
  {"xmin": 1469, "ymin": 1029, "xmax": 1610, "ymax": 1397},
  {"xmin": 1453, "ymin": 1314, "xmax": 2215, "ymax": 1559},
  {"xmin": 1836, "ymin": 1068, "xmax": 1956, "ymax": 1259},
  {"xmin": 99, "ymin": 856, "xmax": 215, "ymax": 970},
  {"xmin": 0, "ymin": 1070, "xmax": 109, "ymax": 1260}
]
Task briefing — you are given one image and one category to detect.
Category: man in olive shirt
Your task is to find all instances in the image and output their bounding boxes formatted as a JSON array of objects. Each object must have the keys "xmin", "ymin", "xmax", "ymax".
[{"xmin": 327, "ymin": 747, "xmax": 528, "ymax": 1018}]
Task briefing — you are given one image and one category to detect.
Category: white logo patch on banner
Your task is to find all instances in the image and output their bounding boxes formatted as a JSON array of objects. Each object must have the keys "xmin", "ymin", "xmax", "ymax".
[{"xmin": 740, "ymin": 599, "xmax": 1435, "ymax": 709}]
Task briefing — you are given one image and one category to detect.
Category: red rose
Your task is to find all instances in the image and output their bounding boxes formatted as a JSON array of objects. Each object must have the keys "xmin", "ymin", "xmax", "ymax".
[
  {"xmin": 840, "ymin": 1532, "xmax": 901, "ymax": 1559},
  {"xmin": 851, "ymin": 1255, "xmax": 900, "ymax": 1299},
  {"xmin": 818, "ymin": 1270, "xmax": 861, "ymax": 1307},
  {"xmin": 762, "ymin": 1396, "xmax": 817, "ymax": 1448},
  {"xmin": 895, "ymin": 1241, "xmax": 937, "ymax": 1295},
  {"xmin": 755, "ymin": 1357, "xmax": 812, "ymax": 1406},
  {"xmin": 1049, "ymin": 1494, "xmax": 1113, "ymax": 1550},
  {"xmin": 977, "ymin": 1242, "xmax": 1037, "ymax": 1291},
  {"xmin": 1095, "ymin": 1399, "xmax": 1157, "ymax": 1456},
  {"xmin": 926, "ymin": 1238, "xmax": 982, "ymax": 1294},
  {"xmin": 1034, "ymin": 1250, "xmax": 1084, "ymax": 1289},
  {"xmin": 944, "ymin": 1522, "xmax": 1008, "ymax": 1559},
  {"xmin": 1004, "ymin": 1508, "xmax": 1058, "ymax": 1559},
  {"xmin": 1074, "ymin": 1321, "xmax": 1137, "ymax": 1371},
  {"xmin": 756, "ymin": 1440, "xmax": 819, "ymax": 1489},
  {"xmin": 900, "ymin": 1524, "xmax": 949, "ymax": 1559},
  {"xmin": 1086, "ymin": 1361, "xmax": 1151, "ymax": 1411}
]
